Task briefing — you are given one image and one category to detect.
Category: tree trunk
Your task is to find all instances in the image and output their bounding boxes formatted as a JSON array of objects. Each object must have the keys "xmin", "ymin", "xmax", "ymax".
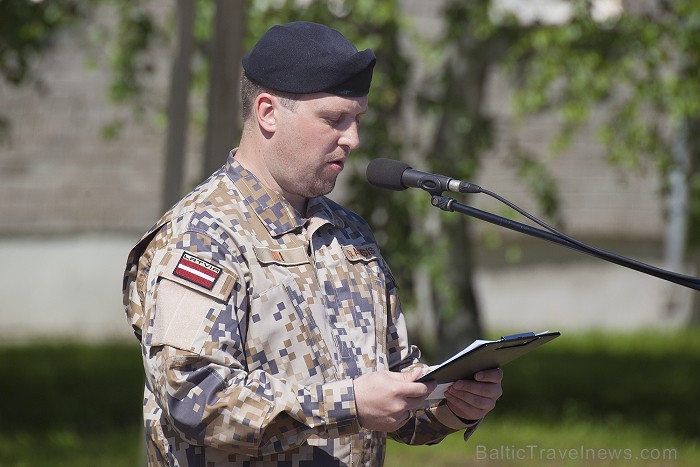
[
  {"xmin": 425, "ymin": 28, "xmax": 496, "ymax": 358},
  {"xmin": 663, "ymin": 108, "xmax": 700, "ymax": 326},
  {"xmin": 663, "ymin": 121, "xmax": 692, "ymax": 320},
  {"xmin": 161, "ymin": 0, "xmax": 196, "ymax": 213},
  {"xmin": 202, "ymin": 0, "xmax": 245, "ymax": 178}
]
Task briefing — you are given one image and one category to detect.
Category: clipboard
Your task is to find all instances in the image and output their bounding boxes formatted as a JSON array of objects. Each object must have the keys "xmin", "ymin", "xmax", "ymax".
[{"xmin": 417, "ymin": 331, "xmax": 561, "ymax": 384}]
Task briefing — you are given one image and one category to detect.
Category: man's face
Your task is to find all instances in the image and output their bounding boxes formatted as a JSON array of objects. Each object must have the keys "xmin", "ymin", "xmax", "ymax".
[{"xmin": 266, "ymin": 93, "xmax": 368, "ymax": 210}]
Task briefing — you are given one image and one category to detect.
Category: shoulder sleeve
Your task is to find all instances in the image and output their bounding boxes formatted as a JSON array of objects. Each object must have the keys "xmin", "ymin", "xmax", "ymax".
[{"xmin": 148, "ymin": 248, "xmax": 237, "ymax": 352}]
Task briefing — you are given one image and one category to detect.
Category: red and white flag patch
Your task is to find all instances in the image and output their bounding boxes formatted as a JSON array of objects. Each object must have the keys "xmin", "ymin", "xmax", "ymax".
[{"xmin": 173, "ymin": 252, "xmax": 222, "ymax": 290}]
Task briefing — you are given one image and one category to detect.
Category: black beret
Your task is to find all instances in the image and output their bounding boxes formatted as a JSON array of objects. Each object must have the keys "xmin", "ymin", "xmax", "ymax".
[{"xmin": 242, "ymin": 22, "xmax": 376, "ymax": 97}]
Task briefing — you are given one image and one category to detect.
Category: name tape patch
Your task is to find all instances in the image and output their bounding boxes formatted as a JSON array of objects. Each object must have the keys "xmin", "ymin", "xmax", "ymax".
[
  {"xmin": 343, "ymin": 244, "xmax": 379, "ymax": 262},
  {"xmin": 173, "ymin": 252, "xmax": 222, "ymax": 290}
]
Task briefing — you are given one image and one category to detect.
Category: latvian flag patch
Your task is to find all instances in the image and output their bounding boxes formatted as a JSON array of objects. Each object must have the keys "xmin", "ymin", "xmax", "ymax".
[{"xmin": 173, "ymin": 252, "xmax": 222, "ymax": 290}]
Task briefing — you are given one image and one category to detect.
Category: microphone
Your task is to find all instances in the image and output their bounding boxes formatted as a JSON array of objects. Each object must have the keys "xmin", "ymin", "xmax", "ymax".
[{"xmin": 366, "ymin": 158, "xmax": 482, "ymax": 194}]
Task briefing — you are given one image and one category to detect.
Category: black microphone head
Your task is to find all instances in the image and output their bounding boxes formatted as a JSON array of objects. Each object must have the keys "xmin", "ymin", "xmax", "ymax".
[{"xmin": 366, "ymin": 158, "xmax": 411, "ymax": 191}]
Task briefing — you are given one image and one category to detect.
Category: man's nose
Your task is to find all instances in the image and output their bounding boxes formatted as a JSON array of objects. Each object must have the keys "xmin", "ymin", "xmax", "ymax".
[{"xmin": 340, "ymin": 121, "xmax": 361, "ymax": 150}]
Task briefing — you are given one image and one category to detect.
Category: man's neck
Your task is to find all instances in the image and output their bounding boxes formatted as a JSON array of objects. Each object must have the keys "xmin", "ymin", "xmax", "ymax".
[{"xmin": 233, "ymin": 145, "xmax": 308, "ymax": 216}]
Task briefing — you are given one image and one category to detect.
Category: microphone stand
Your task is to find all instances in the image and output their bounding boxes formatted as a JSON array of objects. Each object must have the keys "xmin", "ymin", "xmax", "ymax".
[{"xmin": 430, "ymin": 194, "xmax": 700, "ymax": 291}]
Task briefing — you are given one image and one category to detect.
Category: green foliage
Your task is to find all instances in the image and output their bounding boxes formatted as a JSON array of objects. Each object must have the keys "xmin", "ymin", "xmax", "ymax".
[
  {"xmin": 0, "ymin": 0, "xmax": 86, "ymax": 85},
  {"xmin": 0, "ymin": 0, "xmax": 90, "ymax": 143},
  {"xmin": 0, "ymin": 341, "xmax": 144, "ymax": 466},
  {"xmin": 506, "ymin": 0, "xmax": 700, "ymax": 245},
  {"xmin": 0, "ymin": 0, "xmax": 163, "ymax": 138},
  {"xmin": 0, "ymin": 342, "xmax": 144, "ymax": 434},
  {"xmin": 107, "ymin": 0, "xmax": 158, "ymax": 107},
  {"xmin": 495, "ymin": 329, "xmax": 700, "ymax": 438},
  {"xmin": 512, "ymin": 147, "xmax": 561, "ymax": 223}
]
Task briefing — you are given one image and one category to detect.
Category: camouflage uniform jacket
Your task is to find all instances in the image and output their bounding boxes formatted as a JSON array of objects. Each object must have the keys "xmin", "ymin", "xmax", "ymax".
[{"xmin": 123, "ymin": 152, "xmax": 478, "ymax": 466}]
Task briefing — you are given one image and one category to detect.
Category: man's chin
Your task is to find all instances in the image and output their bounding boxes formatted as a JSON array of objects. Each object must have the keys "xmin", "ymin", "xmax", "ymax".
[{"xmin": 307, "ymin": 179, "xmax": 338, "ymax": 199}]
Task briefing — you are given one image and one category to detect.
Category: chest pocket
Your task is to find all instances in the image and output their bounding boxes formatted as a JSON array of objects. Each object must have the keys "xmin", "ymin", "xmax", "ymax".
[
  {"xmin": 245, "ymin": 246, "xmax": 339, "ymax": 383},
  {"xmin": 247, "ymin": 242, "xmax": 389, "ymax": 381},
  {"xmin": 331, "ymin": 243, "xmax": 389, "ymax": 374}
]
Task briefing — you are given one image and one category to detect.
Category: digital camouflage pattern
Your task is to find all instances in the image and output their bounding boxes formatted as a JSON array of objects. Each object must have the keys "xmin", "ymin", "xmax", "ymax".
[{"xmin": 123, "ymin": 152, "xmax": 477, "ymax": 466}]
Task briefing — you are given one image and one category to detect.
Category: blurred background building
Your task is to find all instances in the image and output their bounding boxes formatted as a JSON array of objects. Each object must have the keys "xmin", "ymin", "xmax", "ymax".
[{"xmin": 1, "ymin": 0, "xmax": 691, "ymax": 343}]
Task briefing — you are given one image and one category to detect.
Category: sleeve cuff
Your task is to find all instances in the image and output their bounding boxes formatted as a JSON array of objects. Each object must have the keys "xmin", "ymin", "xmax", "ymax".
[
  {"xmin": 321, "ymin": 379, "xmax": 362, "ymax": 438},
  {"xmin": 431, "ymin": 401, "xmax": 481, "ymax": 430}
]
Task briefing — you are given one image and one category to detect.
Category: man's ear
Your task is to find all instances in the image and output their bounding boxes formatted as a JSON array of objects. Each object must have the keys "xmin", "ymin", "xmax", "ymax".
[{"xmin": 255, "ymin": 93, "xmax": 277, "ymax": 133}]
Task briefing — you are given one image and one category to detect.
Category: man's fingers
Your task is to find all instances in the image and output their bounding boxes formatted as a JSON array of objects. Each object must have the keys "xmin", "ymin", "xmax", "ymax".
[
  {"xmin": 354, "ymin": 370, "xmax": 434, "ymax": 432},
  {"xmin": 387, "ymin": 368, "xmax": 436, "ymax": 397},
  {"xmin": 446, "ymin": 388, "xmax": 498, "ymax": 411},
  {"xmin": 449, "ymin": 378, "xmax": 503, "ymax": 399},
  {"xmin": 474, "ymin": 368, "xmax": 504, "ymax": 383},
  {"xmin": 444, "ymin": 369, "xmax": 504, "ymax": 421}
]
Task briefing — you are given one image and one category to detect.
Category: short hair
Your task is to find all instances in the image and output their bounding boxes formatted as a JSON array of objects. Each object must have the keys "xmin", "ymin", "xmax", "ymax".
[{"xmin": 240, "ymin": 72, "xmax": 299, "ymax": 123}]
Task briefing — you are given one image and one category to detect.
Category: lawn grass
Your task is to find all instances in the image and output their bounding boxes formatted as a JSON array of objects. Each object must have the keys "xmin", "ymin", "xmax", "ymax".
[
  {"xmin": 386, "ymin": 416, "xmax": 700, "ymax": 466},
  {"xmin": 0, "ymin": 330, "xmax": 698, "ymax": 466},
  {"xmin": 0, "ymin": 428, "xmax": 141, "ymax": 467},
  {"xmin": 0, "ymin": 342, "xmax": 144, "ymax": 466}
]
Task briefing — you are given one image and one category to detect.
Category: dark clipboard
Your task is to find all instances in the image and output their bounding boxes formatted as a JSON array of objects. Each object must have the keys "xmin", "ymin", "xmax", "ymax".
[{"xmin": 417, "ymin": 331, "xmax": 561, "ymax": 384}]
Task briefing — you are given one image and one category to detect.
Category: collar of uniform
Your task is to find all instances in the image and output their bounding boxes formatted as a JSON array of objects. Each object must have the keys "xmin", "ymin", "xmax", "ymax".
[
  {"xmin": 225, "ymin": 152, "xmax": 302, "ymax": 236},
  {"xmin": 225, "ymin": 151, "xmax": 343, "ymax": 236},
  {"xmin": 306, "ymin": 196, "xmax": 345, "ymax": 232}
]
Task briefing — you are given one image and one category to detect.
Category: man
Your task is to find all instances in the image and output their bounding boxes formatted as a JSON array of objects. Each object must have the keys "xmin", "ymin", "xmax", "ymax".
[{"xmin": 123, "ymin": 21, "xmax": 503, "ymax": 466}]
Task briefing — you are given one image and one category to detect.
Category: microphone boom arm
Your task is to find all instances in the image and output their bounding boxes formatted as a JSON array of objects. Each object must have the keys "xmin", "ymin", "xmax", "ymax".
[{"xmin": 430, "ymin": 194, "xmax": 700, "ymax": 291}]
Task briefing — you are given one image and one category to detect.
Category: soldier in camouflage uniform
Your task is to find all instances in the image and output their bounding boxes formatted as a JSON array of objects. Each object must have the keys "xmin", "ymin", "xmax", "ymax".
[{"xmin": 123, "ymin": 22, "xmax": 503, "ymax": 466}]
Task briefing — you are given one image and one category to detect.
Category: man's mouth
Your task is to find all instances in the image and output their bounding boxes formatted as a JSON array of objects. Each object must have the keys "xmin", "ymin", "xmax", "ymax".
[{"xmin": 328, "ymin": 158, "xmax": 345, "ymax": 171}]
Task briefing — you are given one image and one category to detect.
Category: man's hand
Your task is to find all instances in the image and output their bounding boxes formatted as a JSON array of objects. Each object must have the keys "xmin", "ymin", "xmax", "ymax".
[
  {"xmin": 353, "ymin": 369, "xmax": 436, "ymax": 432},
  {"xmin": 444, "ymin": 368, "xmax": 503, "ymax": 422}
]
